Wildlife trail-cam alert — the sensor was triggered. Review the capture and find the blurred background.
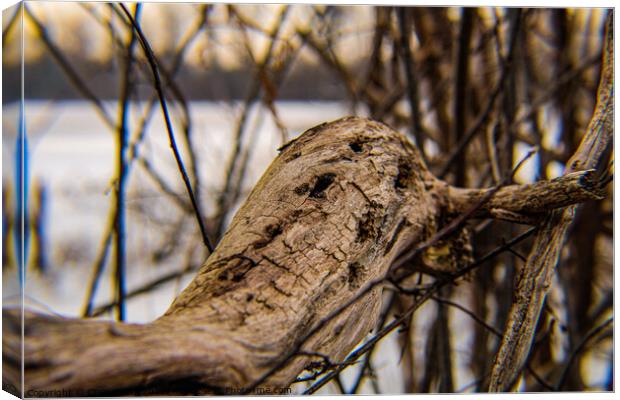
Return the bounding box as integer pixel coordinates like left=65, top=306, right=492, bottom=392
left=2, top=2, right=613, bottom=394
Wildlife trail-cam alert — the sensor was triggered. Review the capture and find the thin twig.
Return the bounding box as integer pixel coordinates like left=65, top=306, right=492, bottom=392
left=432, top=296, right=554, bottom=391
left=113, top=3, right=141, bottom=321
left=138, top=157, right=191, bottom=212
left=24, top=5, right=116, bottom=129
left=80, top=3, right=126, bottom=50
left=91, top=262, right=200, bottom=317
left=119, top=8, right=210, bottom=220
left=82, top=219, right=114, bottom=317
left=349, top=291, right=396, bottom=394
left=397, top=8, right=426, bottom=161
left=298, top=29, right=358, bottom=103
left=438, top=10, right=522, bottom=179
left=129, top=5, right=210, bottom=187
left=555, top=317, right=613, bottom=390
left=118, top=3, right=214, bottom=253
left=246, top=224, right=537, bottom=394
left=452, top=7, right=474, bottom=186
left=433, top=296, right=502, bottom=336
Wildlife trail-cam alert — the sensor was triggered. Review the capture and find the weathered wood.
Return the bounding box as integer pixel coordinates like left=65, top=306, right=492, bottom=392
left=2, top=113, right=606, bottom=395
left=448, top=170, right=605, bottom=218
left=487, top=13, right=613, bottom=392
left=3, top=117, right=441, bottom=395
left=446, top=168, right=606, bottom=225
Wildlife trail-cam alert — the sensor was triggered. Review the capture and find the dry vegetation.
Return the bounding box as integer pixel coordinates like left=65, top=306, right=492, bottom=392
left=2, top=4, right=613, bottom=394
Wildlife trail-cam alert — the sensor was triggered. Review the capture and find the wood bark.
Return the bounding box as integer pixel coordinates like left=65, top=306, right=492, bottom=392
left=2, top=114, right=606, bottom=395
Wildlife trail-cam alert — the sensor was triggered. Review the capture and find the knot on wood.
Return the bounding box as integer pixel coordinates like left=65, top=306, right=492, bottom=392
left=309, top=173, right=337, bottom=199
left=216, top=255, right=256, bottom=283
left=253, top=223, right=283, bottom=249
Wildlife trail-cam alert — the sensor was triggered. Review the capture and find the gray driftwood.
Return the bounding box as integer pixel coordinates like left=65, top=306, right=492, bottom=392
left=2, top=106, right=607, bottom=395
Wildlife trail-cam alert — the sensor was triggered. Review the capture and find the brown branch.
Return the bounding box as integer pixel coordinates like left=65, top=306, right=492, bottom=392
left=438, top=10, right=521, bottom=179
left=397, top=8, right=426, bottom=161
left=448, top=169, right=605, bottom=220
left=452, top=7, right=474, bottom=186
left=488, top=12, right=613, bottom=392
left=432, top=296, right=554, bottom=391
left=7, top=117, right=436, bottom=395
left=118, top=4, right=214, bottom=253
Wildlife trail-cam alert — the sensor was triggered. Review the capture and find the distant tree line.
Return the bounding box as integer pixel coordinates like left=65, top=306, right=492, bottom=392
left=3, top=53, right=358, bottom=102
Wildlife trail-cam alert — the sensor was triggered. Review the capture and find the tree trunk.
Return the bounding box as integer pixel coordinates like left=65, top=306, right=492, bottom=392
left=3, top=116, right=605, bottom=396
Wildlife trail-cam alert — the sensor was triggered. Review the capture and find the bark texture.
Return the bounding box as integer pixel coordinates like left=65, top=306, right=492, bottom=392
left=3, top=117, right=443, bottom=395
left=2, top=115, right=605, bottom=395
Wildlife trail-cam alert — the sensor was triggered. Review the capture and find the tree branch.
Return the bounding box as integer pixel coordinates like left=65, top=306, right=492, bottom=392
left=118, top=4, right=214, bottom=253
left=487, top=12, right=613, bottom=392
left=448, top=169, right=605, bottom=222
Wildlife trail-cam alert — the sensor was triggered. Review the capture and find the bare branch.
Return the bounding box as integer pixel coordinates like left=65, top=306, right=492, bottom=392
left=488, top=12, right=613, bottom=391
left=448, top=169, right=605, bottom=219
left=438, top=10, right=521, bottom=179
left=24, top=5, right=116, bottom=129
left=118, top=4, right=214, bottom=253
left=555, top=317, right=613, bottom=390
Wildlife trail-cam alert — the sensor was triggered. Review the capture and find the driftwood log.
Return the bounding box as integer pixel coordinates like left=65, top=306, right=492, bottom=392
left=2, top=109, right=608, bottom=395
